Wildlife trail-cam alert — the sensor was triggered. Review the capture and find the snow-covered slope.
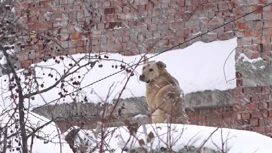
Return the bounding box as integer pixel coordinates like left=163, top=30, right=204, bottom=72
left=67, top=124, right=272, bottom=153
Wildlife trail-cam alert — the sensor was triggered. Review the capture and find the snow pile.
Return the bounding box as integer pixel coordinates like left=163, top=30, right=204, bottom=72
left=67, top=124, right=272, bottom=153
left=0, top=38, right=237, bottom=107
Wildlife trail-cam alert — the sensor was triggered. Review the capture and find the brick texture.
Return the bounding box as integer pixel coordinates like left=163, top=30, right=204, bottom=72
left=233, top=86, right=272, bottom=137
left=14, top=0, right=272, bottom=137
left=15, top=0, right=237, bottom=63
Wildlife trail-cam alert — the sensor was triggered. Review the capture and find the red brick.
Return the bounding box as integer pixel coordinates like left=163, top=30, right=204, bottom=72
left=268, top=101, right=272, bottom=108
left=252, top=37, right=262, bottom=44
left=70, top=33, right=81, bottom=40
left=252, top=126, right=266, bottom=133
left=236, top=72, right=243, bottom=78
left=170, top=22, right=184, bottom=30
left=76, top=46, right=85, bottom=53
left=203, top=3, right=218, bottom=11
left=254, top=86, right=265, bottom=94
left=259, top=102, right=268, bottom=109
left=20, top=1, right=30, bottom=9
left=253, top=29, right=262, bottom=37
left=112, top=0, right=122, bottom=6
left=251, top=52, right=260, bottom=59
left=262, top=86, right=271, bottom=94
left=250, top=118, right=259, bottom=126
left=217, top=33, right=235, bottom=40
left=28, top=22, right=49, bottom=30
left=22, top=59, right=33, bottom=68
left=259, top=118, right=272, bottom=127
left=262, top=44, right=272, bottom=52
left=261, top=52, right=272, bottom=60
left=208, top=18, right=224, bottom=26
left=137, top=4, right=146, bottom=12
left=176, top=0, right=185, bottom=7
left=250, top=95, right=260, bottom=103
left=104, top=22, right=122, bottom=29
left=241, top=113, right=251, bottom=119
left=222, top=112, right=234, bottom=119
left=237, top=38, right=253, bottom=46
left=236, top=79, right=243, bottom=87
left=268, top=109, right=272, bottom=116
left=104, top=8, right=116, bottom=15
left=263, top=11, right=272, bottom=20
left=252, top=5, right=263, bottom=13
left=195, top=115, right=206, bottom=121
left=263, top=28, right=272, bottom=36
left=247, top=103, right=258, bottom=111
left=145, top=3, right=154, bottom=10
left=243, top=87, right=252, bottom=95
left=233, top=96, right=251, bottom=104
left=252, top=111, right=262, bottom=118
left=259, top=94, right=269, bottom=102
left=104, top=14, right=117, bottom=22
left=261, top=36, right=271, bottom=44
left=244, top=29, right=252, bottom=37
left=91, top=45, right=101, bottom=52
left=236, top=22, right=247, bottom=29
left=258, top=0, right=267, bottom=4
left=206, top=114, right=223, bottom=120
left=233, top=88, right=243, bottom=95
left=244, top=45, right=259, bottom=52
left=262, top=110, right=269, bottom=117
left=218, top=2, right=234, bottom=10
left=264, top=21, right=272, bottom=28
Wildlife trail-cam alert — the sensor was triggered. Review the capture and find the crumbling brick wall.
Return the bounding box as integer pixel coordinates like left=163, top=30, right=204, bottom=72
left=14, top=0, right=272, bottom=137
left=233, top=1, right=272, bottom=137
left=14, top=0, right=236, bottom=66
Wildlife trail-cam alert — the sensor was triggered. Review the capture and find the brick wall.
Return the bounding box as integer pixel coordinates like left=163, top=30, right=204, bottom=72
left=14, top=0, right=272, bottom=137
left=233, top=0, right=272, bottom=137
left=187, top=106, right=235, bottom=128
left=232, top=87, right=272, bottom=136
left=14, top=0, right=236, bottom=66
left=54, top=106, right=236, bottom=133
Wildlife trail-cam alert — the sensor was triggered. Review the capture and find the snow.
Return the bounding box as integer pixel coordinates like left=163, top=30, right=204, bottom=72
left=238, top=53, right=264, bottom=63
left=0, top=38, right=272, bottom=152
left=68, top=124, right=272, bottom=153
left=0, top=38, right=237, bottom=107
left=0, top=106, right=72, bottom=153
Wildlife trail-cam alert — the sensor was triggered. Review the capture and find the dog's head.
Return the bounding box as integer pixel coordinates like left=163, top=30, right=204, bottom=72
left=139, top=56, right=166, bottom=83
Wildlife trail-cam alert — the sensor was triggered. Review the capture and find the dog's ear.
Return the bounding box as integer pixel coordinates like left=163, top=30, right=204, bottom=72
left=143, top=56, right=148, bottom=64
left=156, top=61, right=166, bottom=69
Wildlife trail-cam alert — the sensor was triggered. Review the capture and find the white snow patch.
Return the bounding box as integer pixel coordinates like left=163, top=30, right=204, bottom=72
left=0, top=38, right=237, bottom=107
left=238, top=53, right=264, bottom=63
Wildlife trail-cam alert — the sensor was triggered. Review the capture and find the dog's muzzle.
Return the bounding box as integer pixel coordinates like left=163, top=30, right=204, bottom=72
left=139, top=75, right=150, bottom=83
left=139, top=75, right=145, bottom=82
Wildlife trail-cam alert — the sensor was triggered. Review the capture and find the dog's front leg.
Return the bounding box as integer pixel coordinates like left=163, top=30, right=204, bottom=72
left=151, top=109, right=165, bottom=123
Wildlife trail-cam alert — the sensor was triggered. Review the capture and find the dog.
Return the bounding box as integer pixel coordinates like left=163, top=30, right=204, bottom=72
left=139, top=56, right=189, bottom=124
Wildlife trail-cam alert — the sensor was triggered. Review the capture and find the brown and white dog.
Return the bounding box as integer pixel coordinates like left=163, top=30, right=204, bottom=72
left=139, top=57, right=189, bottom=123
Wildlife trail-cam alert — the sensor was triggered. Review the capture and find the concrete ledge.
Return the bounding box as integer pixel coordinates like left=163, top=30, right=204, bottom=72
left=32, top=90, right=233, bottom=121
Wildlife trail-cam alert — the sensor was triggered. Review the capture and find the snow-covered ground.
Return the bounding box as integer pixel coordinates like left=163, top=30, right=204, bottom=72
left=0, top=38, right=237, bottom=108
left=0, top=107, right=72, bottom=153
left=67, top=123, right=272, bottom=153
